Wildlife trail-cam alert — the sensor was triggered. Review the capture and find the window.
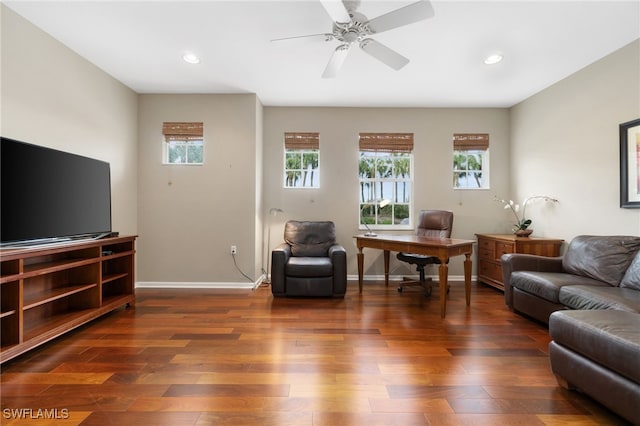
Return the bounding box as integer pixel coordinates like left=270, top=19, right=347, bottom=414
left=284, top=132, right=320, bottom=188
left=453, top=133, right=490, bottom=189
left=162, top=122, right=204, bottom=164
left=359, top=133, right=413, bottom=229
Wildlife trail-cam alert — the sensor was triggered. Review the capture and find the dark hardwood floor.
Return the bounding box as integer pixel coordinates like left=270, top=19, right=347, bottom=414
left=0, top=281, right=631, bottom=425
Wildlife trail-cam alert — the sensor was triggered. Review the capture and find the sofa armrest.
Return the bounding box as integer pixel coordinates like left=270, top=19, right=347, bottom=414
left=329, top=244, right=347, bottom=295
left=502, top=253, right=564, bottom=309
left=270, top=243, right=291, bottom=295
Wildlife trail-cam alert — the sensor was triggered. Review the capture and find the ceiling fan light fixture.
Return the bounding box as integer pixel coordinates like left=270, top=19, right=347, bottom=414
left=182, top=52, right=201, bottom=64
left=484, top=53, right=503, bottom=65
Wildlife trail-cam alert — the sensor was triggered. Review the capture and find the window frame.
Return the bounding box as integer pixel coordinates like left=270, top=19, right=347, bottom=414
left=283, top=147, right=320, bottom=188
left=283, top=132, right=320, bottom=189
left=162, top=122, right=204, bottom=166
left=358, top=133, right=414, bottom=231
left=452, top=133, right=490, bottom=190
left=163, top=138, right=204, bottom=165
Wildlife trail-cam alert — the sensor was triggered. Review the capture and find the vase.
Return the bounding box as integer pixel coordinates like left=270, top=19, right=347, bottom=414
left=515, top=229, right=533, bottom=237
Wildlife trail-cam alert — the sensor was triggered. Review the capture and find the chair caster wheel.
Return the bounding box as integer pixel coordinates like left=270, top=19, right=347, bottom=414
left=424, top=287, right=432, bottom=297
left=397, top=286, right=403, bottom=293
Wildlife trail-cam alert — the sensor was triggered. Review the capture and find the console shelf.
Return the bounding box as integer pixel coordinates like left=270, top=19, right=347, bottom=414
left=0, top=236, right=136, bottom=363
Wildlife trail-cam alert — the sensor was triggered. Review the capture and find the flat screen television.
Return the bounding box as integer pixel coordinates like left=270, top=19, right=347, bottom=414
left=1, top=137, right=112, bottom=247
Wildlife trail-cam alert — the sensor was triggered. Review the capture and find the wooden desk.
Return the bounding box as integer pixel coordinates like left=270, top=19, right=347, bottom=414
left=354, top=234, right=474, bottom=318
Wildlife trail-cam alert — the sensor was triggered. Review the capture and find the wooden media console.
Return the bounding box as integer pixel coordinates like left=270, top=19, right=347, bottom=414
left=0, top=236, right=136, bottom=363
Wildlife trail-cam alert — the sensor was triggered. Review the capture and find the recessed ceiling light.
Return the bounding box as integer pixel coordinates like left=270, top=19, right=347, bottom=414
left=484, top=54, right=503, bottom=65
left=182, top=52, right=200, bottom=64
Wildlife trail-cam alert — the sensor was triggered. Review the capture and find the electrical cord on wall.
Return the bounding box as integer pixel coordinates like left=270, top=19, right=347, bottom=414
left=232, top=252, right=254, bottom=283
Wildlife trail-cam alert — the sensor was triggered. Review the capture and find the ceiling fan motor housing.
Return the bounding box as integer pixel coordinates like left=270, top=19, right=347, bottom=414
left=332, top=11, right=371, bottom=44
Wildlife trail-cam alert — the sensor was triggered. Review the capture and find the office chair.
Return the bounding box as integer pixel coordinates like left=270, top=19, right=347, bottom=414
left=396, top=210, right=454, bottom=296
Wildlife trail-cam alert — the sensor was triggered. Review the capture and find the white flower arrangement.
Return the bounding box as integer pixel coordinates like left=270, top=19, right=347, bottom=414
left=494, top=195, right=558, bottom=232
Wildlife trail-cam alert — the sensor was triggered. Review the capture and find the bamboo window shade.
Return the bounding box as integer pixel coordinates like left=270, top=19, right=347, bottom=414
left=359, top=133, right=414, bottom=153
left=453, top=133, right=489, bottom=150
left=284, top=132, right=319, bottom=150
left=162, top=122, right=204, bottom=142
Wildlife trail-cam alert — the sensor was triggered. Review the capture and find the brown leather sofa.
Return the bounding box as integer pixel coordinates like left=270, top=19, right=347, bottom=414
left=271, top=220, right=347, bottom=298
left=501, top=235, right=640, bottom=423
left=549, top=310, right=640, bottom=425
left=502, top=235, right=640, bottom=324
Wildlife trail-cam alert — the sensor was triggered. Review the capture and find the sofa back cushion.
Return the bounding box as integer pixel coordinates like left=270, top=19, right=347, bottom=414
left=563, top=235, right=640, bottom=286
left=284, top=220, right=336, bottom=257
left=620, top=251, right=640, bottom=290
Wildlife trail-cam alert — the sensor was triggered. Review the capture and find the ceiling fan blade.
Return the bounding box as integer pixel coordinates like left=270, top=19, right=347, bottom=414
left=271, top=33, right=333, bottom=42
left=366, top=0, right=434, bottom=34
left=359, top=39, right=409, bottom=70
left=322, top=44, right=350, bottom=78
left=319, top=0, right=351, bottom=23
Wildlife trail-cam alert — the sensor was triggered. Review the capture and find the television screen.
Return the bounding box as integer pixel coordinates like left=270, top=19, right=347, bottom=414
left=1, top=137, right=112, bottom=246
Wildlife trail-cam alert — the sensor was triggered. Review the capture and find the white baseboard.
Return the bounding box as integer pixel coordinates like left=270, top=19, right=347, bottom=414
left=136, top=280, right=258, bottom=289
left=136, top=274, right=475, bottom=290
left=347, top=274, right=476, bottom=282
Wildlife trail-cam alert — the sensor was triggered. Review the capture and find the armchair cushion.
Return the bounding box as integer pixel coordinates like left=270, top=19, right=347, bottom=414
left=285, top=220, right=337, bottom=257
left=286, top=257, right=333, bottom=277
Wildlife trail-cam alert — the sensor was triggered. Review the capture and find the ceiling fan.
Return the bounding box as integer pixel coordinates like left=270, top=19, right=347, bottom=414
left=272, top=0, right=435, bottom=78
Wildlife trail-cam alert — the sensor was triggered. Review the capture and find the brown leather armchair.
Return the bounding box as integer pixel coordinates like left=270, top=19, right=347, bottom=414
left=271, top=220, right=347, bottom=298
left=396, top=210, right=454, bottom=296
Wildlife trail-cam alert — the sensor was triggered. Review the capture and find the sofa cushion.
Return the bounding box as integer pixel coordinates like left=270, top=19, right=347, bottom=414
left=284, top=221, right=336, bottom=257
left=558, top=285, right=640, bottom=312
left=511, top=271, right=607, bottom=303
left=286, top=257, right=333, bottom=277
left=562, top=235, right=640, bottom=286
left=620, top=251, right=640, bottom=290
left=549, top=310, right=640, bottom=384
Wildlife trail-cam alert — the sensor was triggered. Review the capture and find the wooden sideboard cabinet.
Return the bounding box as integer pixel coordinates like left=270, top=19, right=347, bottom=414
left=0, top=236, right=136, bottom=363
left=476, top=234, right=563, bottom=291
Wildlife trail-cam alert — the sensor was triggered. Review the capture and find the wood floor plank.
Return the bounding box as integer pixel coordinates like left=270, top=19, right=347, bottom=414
left=0, top=281, right=632, bottom=425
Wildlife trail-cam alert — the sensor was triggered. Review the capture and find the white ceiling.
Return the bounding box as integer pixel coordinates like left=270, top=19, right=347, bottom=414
left=5, top=0, right=640, bottom=107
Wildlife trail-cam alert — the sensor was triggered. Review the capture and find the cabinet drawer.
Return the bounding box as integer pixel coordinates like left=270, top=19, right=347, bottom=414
left=477, top=238, right=495, bottom=260
left=495, top=242, right=514, bottom=260
left=478, top=247, right=494, bottom=260
left=479, top=261, right=503, bottom=283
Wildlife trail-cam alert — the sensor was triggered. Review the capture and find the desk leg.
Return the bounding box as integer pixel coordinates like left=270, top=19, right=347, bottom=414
left=383, top=250, right=390, bottom=287
left=438, top=261, right=448, bottom=318
left=464, top=253, right=472, bottom=306
left=357, top=247, right=364, bottom=293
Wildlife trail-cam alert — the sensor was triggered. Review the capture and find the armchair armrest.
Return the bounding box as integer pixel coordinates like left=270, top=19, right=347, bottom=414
left=270, top=243, right=291, bottom=296
left=501, top=253, right=564, bottom=309
left=329, top=244, right=347, bottom=295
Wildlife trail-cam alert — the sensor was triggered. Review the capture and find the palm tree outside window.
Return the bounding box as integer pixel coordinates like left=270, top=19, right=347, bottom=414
left=359, top=133, right=413, bottom=230
left=453, top=133, right=490, bottom=189
left=284, top=132, right=320, bottom=188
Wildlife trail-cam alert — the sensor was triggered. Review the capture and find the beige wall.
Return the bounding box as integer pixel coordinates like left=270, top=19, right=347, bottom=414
left=0, top=5, right=138, bottom=238
left=5, top=2, right=638, bottom=285
left=136, top=94, right=263, bottom=285
left=263, top=107, right=511, bottom=278
left=510, top=39, right=640, bottom=242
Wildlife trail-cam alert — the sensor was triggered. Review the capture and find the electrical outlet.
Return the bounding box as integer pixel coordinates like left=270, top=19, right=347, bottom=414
left=230, top=245, right=237, bottom=255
